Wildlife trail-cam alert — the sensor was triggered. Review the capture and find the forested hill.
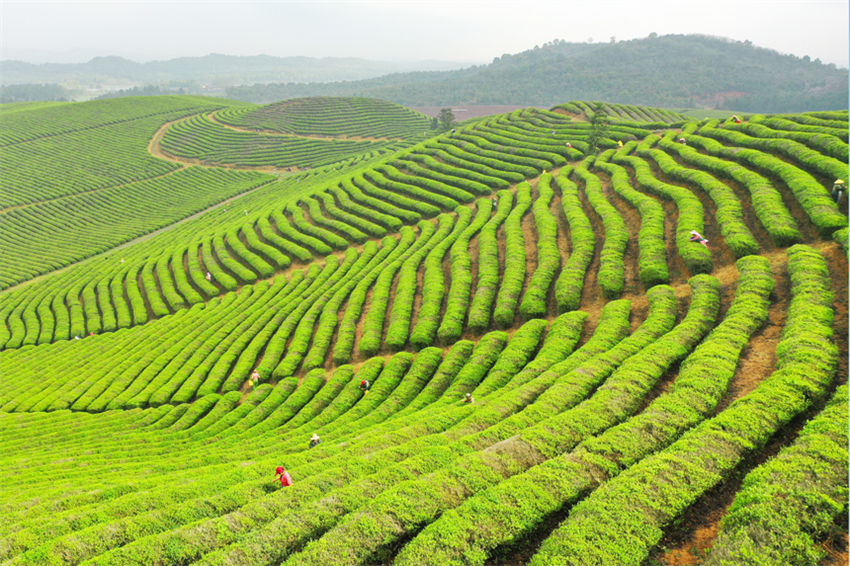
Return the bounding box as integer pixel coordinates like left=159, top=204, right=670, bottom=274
left=227, top=34, right=849, bottom=112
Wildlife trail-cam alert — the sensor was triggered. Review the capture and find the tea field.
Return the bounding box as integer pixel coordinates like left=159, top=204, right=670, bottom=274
left=0, top=96, right=846, bottom=565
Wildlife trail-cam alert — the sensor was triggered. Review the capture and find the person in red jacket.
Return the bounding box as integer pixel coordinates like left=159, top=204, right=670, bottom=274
left=275, top=466, right=292, bottom=487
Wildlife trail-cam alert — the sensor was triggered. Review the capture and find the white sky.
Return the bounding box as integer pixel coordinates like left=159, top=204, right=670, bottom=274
left=1, top=0, right=848, bottom=68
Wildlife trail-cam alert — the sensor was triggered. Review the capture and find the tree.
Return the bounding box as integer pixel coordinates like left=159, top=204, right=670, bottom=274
left=437, top=108, right=457, bottom=131
left=586, top=102, right=610, bottom=155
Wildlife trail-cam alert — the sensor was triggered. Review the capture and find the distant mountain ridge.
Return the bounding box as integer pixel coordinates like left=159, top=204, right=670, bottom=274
left=226, top=34, right=849, bottom=112
left=0, top=54, right=469, bottom=86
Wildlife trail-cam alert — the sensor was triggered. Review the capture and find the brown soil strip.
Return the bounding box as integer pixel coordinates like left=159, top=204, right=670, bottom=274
left=180, top=248, right=204, bottom=300
left=550, top=177, right=573, bottom=314
left=150, top=262, right=172, bottom=315
left=350, top=287, right=373, bottom=364
left=104, top=278, right=120, bottom=334
left=135, top=267, right=155, bottom=321
left=519, top=181, right=540, bottom=312
left=550, top=108, right=589, bottom=122
left=437, top=236, right=454, bottom=343
left=467, top=231, right=482, bottom=325
left=712, top=253, right=789, bottom=413
left=574, top=174, right=605, bottom=322
left=410, top=255, right=426, bottom=340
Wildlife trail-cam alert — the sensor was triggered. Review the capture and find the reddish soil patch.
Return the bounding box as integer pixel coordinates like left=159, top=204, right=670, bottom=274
left=350, top=287, right=373, bottom=364
left=551, top=108, right=588, bottom=122
left=519, top=181, right=540, bottom=305
left=575, top=177, right=605, bottom=318
left=821, top=525, right=849, bottom=566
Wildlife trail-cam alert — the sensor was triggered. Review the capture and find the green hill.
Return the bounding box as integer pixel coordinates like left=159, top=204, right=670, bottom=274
left=227, top=34, right=849, bottom=112
left=0, top=95, right=847, bottom=565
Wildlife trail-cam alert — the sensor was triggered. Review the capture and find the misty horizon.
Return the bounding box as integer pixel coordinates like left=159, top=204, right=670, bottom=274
left=2, top=1, right=848, bottom=69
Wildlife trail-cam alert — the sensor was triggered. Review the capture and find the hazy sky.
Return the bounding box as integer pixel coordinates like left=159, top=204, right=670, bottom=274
left=2, top=0, right=848, bottom=68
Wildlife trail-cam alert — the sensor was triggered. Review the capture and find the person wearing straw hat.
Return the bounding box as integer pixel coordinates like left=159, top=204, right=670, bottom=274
left=831, top=179, right=845, bottom=205
left=689, top=230, right=709, bottom=248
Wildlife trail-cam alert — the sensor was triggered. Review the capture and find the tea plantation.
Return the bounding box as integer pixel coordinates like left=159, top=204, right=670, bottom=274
left=0, top=96, right=846, bottom=565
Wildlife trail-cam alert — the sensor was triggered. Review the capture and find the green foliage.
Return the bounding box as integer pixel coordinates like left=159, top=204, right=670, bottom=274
left=223, top=35, right=849, bottom=112
left=437, top=200, right=493, bottom=343
left=530, top=247, right=836, bottom=565
left=645, top=132, right=760, bottom=257
left=705, top=384, right=849, bottom=566
left=218, top=96, right=431, bottom=139
left=467, top=190, right=513, bottom=330
left=586, top=102, right=611, bottom=154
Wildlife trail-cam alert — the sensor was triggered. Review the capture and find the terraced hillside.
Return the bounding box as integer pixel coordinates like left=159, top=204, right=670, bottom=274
left=0, top=98, right=847, bottom=565
left=157, top=97, right=430, bottom=171
left=217, top=97, right=432, bottom=138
